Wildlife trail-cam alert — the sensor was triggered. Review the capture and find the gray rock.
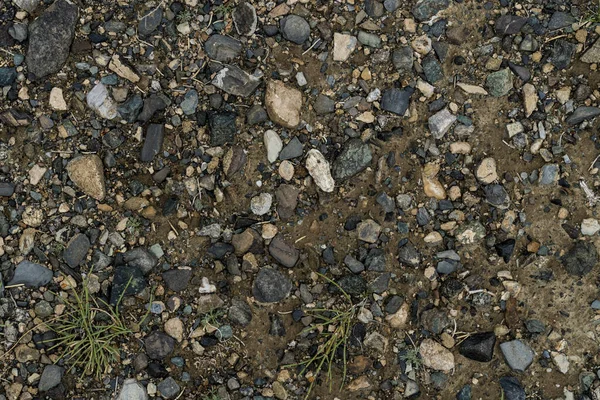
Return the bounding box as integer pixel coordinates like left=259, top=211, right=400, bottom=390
left=26, top=0, right=78, bottom=78
left=269, top=234, right=299, bottom=268
left=8, top=23, right=28, bottom=42
left=280, top=15, right=310, bottom=44
left=421, top=308, right=451, bottom=334
left=392, top=46, right=413, bottom=71
left=140, top=124, right=164, bottom=162
left=357, top=31, right=381, bottom=48
left=180, top=89, right=198, bottom=115
left=0, top=182, right=15, bottom=197
left=279, top=137, right=303, bottom=160
left=157, top=377, right=180, bottom=399
left=384, top=0, right=402, bottom=12
left=63, top=233, right=90, bottom=268
left=566, top=107, right=600, bottom=125
left=138, top=7, right=162, bottom=36
left=548, top=11, right=575, bottom=30
left=381, top=87, right=414, bottom=115
left=357, top=219, right=381, bottom=243
left=337, top=275, right=366, bottom=296
left=110, top=265, right=147, bottom=306
left=14, top=0, right=40, bottom=13
left=105, top=20, right=127, bottom=33
left=459, top=332, right=496, bottom=362
left=0, top=68, right=17, bottom=86
left=38, top=365, right=63, bottom=392
left=398, top=243, right=421, bottom=267
left=117, top=379, right=148, bottom=400
left=228, top=299, right=253, bottom=326
left=332, top=139, right=372, bottom=180
left=162, top=268, right=192, bottom=292
left=365, top=0, right=384, bottom=17
left=484, top=184, right=510, bottom=209
left=211, top=65, right=261, bottom=98
left=486, top=68, right=513, bottom=97
left=313, top=95, right=335, bottom=115
left=561, top=241, right=598, bottom=276
left=204, top=35, right=242, bottom=62
left=582, top=38, right=600, bottom=64
left=253, top=267, right=292, bottom=303
left=412, top=0, right=449, bottom=21
left=124, top=248, right=158, bottom=274
left=92, top=250, right=112, bottom=271
left=208, top=112, right=237, bottom=146
left=538, top=164, right=559, bottom=185
left=138, top=94, right=168, bottom=122
left=422, top=55, right=443, bottom=83
left=8, top=261, right=53, bottom=288
left=344, top=255, right=365, bottom=273
left=428, top=108, right=456, bottom=139
left=549, top=39, right=576, bottom=70
left=494, top=15, right=526, bottom=35
left=276, top=184, right=299, bottom=220
left=145, top=331, right=175, bottom=360
left=246, top=105, right=268, bottom=125
left=376, top=192, right=395, bottom=213
left=232, top=2, right=257, bottom=36
left=499, top=377, right=526, bottom=400
left=118, top=95, right=143, bottom=123
left=500, top=340, right=534, bottom=372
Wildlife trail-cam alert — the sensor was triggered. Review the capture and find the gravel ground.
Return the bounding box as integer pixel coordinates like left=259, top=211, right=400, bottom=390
left=2, top=0, right=600, bottom=399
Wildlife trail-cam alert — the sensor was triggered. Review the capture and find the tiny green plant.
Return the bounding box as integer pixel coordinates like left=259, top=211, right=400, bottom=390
left=285, top=273, right=359, bottom=400
left=200, top=308, right=225, bottom=330
left=201, top=390, right=222, bottom=400
left=177, top=9, right=193, bottom=23
left=586, top=0, right=600, bottom=23
left=213, top=4, right=232, bottom=16
left=399, top=347, right=422, bottom=370
left=126, top=216, right=142, bottom=235
left=44, top=274, right=131, bottom=379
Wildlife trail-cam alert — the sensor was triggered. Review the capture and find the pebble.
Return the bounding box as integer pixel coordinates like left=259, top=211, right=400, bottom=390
left=49, top=88, right=68, bottom=111
left=486, top=68, right=513, bottom=97
left=422, top=162, right=446, bottom=199
left=250, top=193, right=272, bottom=216
left=419, top=339, right=455, bottom=371
left=357, top=219, right=381, bottom=243
left=38, top=365, right=63, bottom=392
left=306, top=149, right=335, bottom=192
left=232, top=2, right=258, bottom=36
left=561, top=241, right=598, bottom=276
left=204, top=35, right=242, bottom=62
left=500, top=340, right=534, bottom=372
left=87, top=83, right=118, bottom=119
left=333, top=33, right=357, bottom=62
left=141, top=124, right=165, bottom=162
left=145, top=331, right=175, bottom=360
left=117, top=379, right=148, bottom=400
left=265, top=80, right=302, bottom=128
left=8, top=260, right=53, bottom=288
left=164, top=318, right=184, bottom=342
left=253, top=267, right=292, bottom=303
left=264, top=130, right=283, bottom=163
left=280, top=15, right=310, bottom=44
left=581, top=219, right=600, bottom=236
left=428, top=108, right=456, bottom=139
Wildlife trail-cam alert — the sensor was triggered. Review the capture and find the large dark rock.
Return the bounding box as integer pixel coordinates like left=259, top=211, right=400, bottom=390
left=7, top=261, right=53, bottom=288
left=204, top=35, right=242, bottom=62
left=138, top=7, right=163, bottom=36
left=110, top=265, right=146, bottom=306
left=268, top=234, right=299, bottom=268
left=253, top=267, right=292, bottom=303
left=499, top=377, right=526, bottom=400
left=280, top=15, right=310, bottom=44
left=145, top=331, right=175, bottom=360
left=566, top=107, right=600, bottom=125
left=459, top=332, right=496, bottom=362
left=208, top=112, right=237, bottom=146
left=412, top=0, right=449, bottom=21
left=141, top=124, right=164, bottom=162
left=63, top=233, right=90, bottom=268
left=26, top=0, right=78, bottom=78
left=494, top=15, right=526, bottom=35
left=381, top=87, right=414, bottom=116
left=561, top=241, right=598, bottom=276
left=332, top=139, right=372, bottom=180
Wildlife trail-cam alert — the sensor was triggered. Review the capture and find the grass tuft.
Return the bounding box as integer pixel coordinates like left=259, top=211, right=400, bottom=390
left=285, top=273, right=359, bottom=400
left=586, top=0, right=600, bottom=23
left=44, top=274, right=131, bottom=379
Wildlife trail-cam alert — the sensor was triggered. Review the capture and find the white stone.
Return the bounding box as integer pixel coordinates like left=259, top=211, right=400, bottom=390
left=295, top=72, right=307, bottom=86
left=87, top=83, right=118, bottom=120
left=49, top=88, right=68, bottom=111
left=305, top=149, right=335, bottom=192
left=506, top=121, right=524, bottom=138
left=476, top=157, right=498, bottom=184
left=457, top=83, right=488, bottom=95
left=117, top=379, right=148, bottom=400
left=250, top=193, right=273, bottom=216
left=419, top=339, right=455, bottom=371
left=551, top=351, right=570, bottom=374
left=264, top=130, right=283, bottom=163
left=411, top=34, right=432, bottom=55
left=279, top=160, right=294, bottom=181
left=523, top=83, right=537, bottom=117
left=581, top=218, right=600, bottom=236
left=333, top=33, right=357, bottom=62
left=29, top=164, right=46, bottom=185
left=416, top=79, right=435, bottom=98
left=164, top=318, right=184, bottom=342
left=428, top=108, right=456, bottom=139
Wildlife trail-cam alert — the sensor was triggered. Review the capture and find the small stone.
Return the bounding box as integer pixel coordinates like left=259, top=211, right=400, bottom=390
left=581, top=219, right=600, bottom=236
left=428, top=108, right=456, bottom=139
left=561, top=241, right=598, bottom=276
left=582, top=38, right=600, bottom=64
left=332, top=139, right=372, bottom=180
left=476, top=158, right=498, bottom=183
left=269, top=234, right=299, bottom=268
left=306, top=149, right=335, bottom=192
left=117, top=379, right=148, bottom=400
left=314, top=95, right=336, bottom=115
left=419, top=339, right=455, bottom=371
left=0, top=68, right=17, bottom=86
left=265, top=80, right=302, bottom=128
left=26, top=0, right=78, bottom=78
left=264, top=130, right=283, bottom=163
left=108, top=56, right=140, bottom=83
left=38, top=365, right=63, bottom=392
left=250, top=193, right=272, bottom=216
left=412, top=34, right=432, bottom=55
left=333, top=33, right=357, bottom=62
left=412, top=0, right=450, bottom=21
left=422, top=162, right=446, bottom=200
left=279, top=161, right=294, bottom=181
left=138, top=7, right=163, bottom=36
left=63, top=233, right=90, bottom=268
left=204, top=35, right=242, bottom=62
left=280, top=15, right=310, bottom=44
left=253, top=267, right=292, bottom=303
left=208, top=112, right=237, bottom=146
left=538, top=164, right=559, bottom=185
left=457, top=83, right=488, bottom=95
left=392, top=47, right=414, bottom=71
left=494, top=15, right=526, bottom=35
left=500, top=340, right=534, bottom=372
left=522, top=83, right=537, bottom=117
left=180, top=89, right=198, bottom=115
left=279, top=137, right=304, bottom=160
left=157, top=377, right=180, bottom=399
left=232, top=2, right=257, bottom=36
left=164, top=318, right=184, bottom=342
left=49, top=88, right=67, bottom=111
left=459, top=332, right=496, bottom=362
left=357, top=31, right=381, bottom=48
left=499, top=377, right=526, bottom=400
left=87, top=83, right=118, bottom=120
left=141, top=124, right=165, bottom=162
left=228, top=299, right=253, bottom=326
left=9, top=261, right=52, bottom=288
left=566, top=107, right=600, bottom=125
left=357, top=219, right=381, bottom=243
left=212, top=65, right=261, bottom=98
left=381, top=87, right=414, bottom=116
left=486, top=68, right=513, bottom=97
left=145, top=331, right=175, bottom=360
left=162, top=268, right=192, bottom=292
left=67, top=155, right=106, bottom=201
left=124, top=248, right=158, bottom=274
